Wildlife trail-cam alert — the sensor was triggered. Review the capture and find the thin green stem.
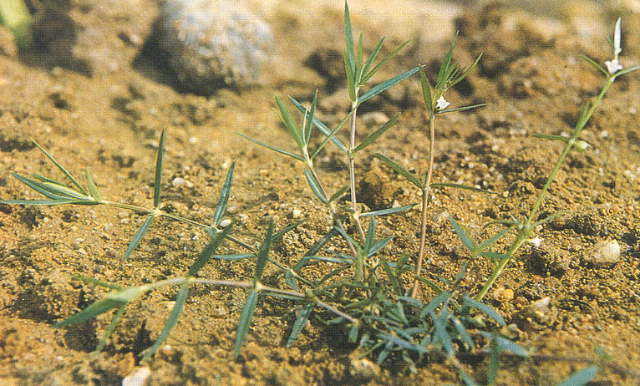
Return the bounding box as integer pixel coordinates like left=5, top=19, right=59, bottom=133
left=412, top=114, right=436, bottom=298
left=347, top=100, right=366, bottom=243
left=475, top=78, right=614, bottom=302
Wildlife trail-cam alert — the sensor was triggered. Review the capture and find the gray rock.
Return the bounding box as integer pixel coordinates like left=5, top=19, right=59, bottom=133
left=157, top=0, right=275, bottom=94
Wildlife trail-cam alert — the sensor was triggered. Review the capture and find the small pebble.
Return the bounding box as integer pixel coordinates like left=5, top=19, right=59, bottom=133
left=292, top=208, right=302, bottom=219
left=122, top=366, right=151, bottom=386
left=584, top=239, right=621, bottom=267
left=349, top=357, right=379, bottom=381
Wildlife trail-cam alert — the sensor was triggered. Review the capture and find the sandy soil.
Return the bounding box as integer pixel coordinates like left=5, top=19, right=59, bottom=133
left=1, top=1, right=639, bottom=385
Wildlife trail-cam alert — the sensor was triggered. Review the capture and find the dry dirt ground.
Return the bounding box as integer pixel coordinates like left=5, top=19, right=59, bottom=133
left=1, top=1, right=640, bottom=385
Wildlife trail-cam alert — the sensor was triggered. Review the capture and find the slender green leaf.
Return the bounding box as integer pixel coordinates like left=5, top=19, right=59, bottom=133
left=344, top=49, right=357, bottom=102
left=294, top=228, right=337, bottom=271
left=71, top=275, right=124, bottom=290
left=123, top=214, right=155, bottom=261
left=304, top=167, right=327, bottom=204
left=575, top=102, right=591, bottom=130
left=284, top=270, right=298, bottom=291
left=234, top=290, right=259, bottom=359
left=557, top=365, right=600, bottom=386
left=272, top=220, right=303, bottom=241
left=353, top=113, right=400, bottom=152
left=479, top=252, right=510, bottom=260
left=432, top=309, right=455, bottom=357
left=188, top=224, right=233, bottom=276
left=533, top=210, right=567, bottom=227
left=615, top=64, right=640, bottom=78
left=209, top=253, right=253, bottom=261
left=153, top=129, right=165, bottom=208
left=355, top=33, right=364, bottom=83
left=449, top=216, right=478, bottom=252
left=360, top=204, right=416, bottom=218
left=286, top=303, right=314, bottom=348
left=254, top=219, right=274, bottom=281
left=531, top=133, right=569, bottom=143
left=310, top=113, right=349, bottom=160
left=55, top=298, right=125, bottom=327
left=381, top=257, right=402, bottom=295
left=11, top=173, right=77, bottom=200
left=374, top=153, right=423, bottom=189
left=436, top=103, right=486, bottom=115
left=359, top=66, right=420, bottom=105
left=420, top=291, right=452, bottom=318
left=448, top=52, right=482, bottom=89
left=361, top=40, right=410, bottom=85
left=212, top=162, right=234, bottom=227
left=0, top=198, right=80, bottom=206
left=95, top=304, right=126, bottom=352
left=32, top=140, right=87, bottom=195
left=420, top=68, right=433, bottom=113
left=236, top=132, right=305, bottom=162
left=578, top=54, right=609, bottom=77
left=328, top=185, right=349, bottom=204
left=363, top=217, right=376, bottom=252
left=436, top=33, right=458, bottom=89
left=276, top=95, right=305, bottom=150
left=143, top=283, right=189, bottom=362
left=85, top=168, right=102, bottom=202
left=290, top=97, right=347, bottom=152
left=452, top=317, right=474, bottom=350
left=463, top=296, right=505, bottom=326
left=344, top=1, right=355, bottom=78
left=361, top=38, right=385, bottom=81
left=476, top=227, right=512, bottom=255
left=303, top=91, right=318, bottom=145
left=487, top=332, right=500, bottom=386
left=478, top=332, right=529, bottom=357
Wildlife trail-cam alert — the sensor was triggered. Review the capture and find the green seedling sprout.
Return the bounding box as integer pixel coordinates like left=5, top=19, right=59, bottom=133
left=0, top=0, right=32, bottom=47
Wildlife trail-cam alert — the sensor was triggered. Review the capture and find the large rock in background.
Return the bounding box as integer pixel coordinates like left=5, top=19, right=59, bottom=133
left=156, top=0, right=275, bottom=94
left=33, top=0, right=158, bottom=75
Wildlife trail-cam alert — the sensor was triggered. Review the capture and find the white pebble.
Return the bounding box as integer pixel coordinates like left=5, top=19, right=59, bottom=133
left=122, top=366, right=151, bottom=386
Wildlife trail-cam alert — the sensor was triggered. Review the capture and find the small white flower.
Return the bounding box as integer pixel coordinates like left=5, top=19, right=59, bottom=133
left=528, top=235, right=543, bottom=248
left=436, top=96, right=450, bottom=110
left=605, top=18, right=623, bottom=75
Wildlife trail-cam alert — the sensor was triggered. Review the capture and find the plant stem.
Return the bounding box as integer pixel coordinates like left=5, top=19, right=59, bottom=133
left=412, top=114, right=436, bottom=297
left=348, top=101, right=366, bottom=243
left=475, top=78, right=614, bottom=302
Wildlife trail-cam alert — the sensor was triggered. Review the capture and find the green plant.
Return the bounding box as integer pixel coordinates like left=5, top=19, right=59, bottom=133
left=0, top=0, right=32, bottom=47
left=446, top=17, right=640, bottom=302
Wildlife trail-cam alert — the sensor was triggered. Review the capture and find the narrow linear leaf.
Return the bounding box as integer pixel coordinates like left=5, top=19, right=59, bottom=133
left=54, top=298, right=125, bottom=327
left=344, top=49, right=357, bottom=102
left=578, top=54, right=609, bottom=77
left=368, top=237, right=392, bottom=258
left=213, top=162, right=235, bottom=227
left=71, top=275, right=124, bottom=290
left=236, top=132, right=305, bottom=162
left=420, top=68, right=433, bottom=113
left=363, top=216, right=376, bottom=252
left=436, top=103, right=486, bottom=115
left=359, top=66, right=420, bottom=105
left=478, top=332, right=529, bottom=357
left=344, top=1, right=355, bottom=77
left=361, top=40, right=410, bottom=85
left=142, top=284, right=189, bottom=362
left=328, top=185, right=349, bottom=204
left=355, top=33, right=364, bottom=83
left=272, top=220, right=303, bottom=242
left=360, top=204, right=416, bottom=218
left=437, top=33, right=458, bottom=88
left=303, top=90, right=318, bottom=145
left=614, top=64, right=640, bottom=78
left=420, top=291, right=452, bottom=318
left=374, top=153, right=423, bottom=189
left=361, top=37, right=385, bottom=80
left=449, top=216, right=478, bottom=252
left=432, top=310, right=455, bottom=357
left=11, top=173, right=75, bottom=200
left=304, top=167, right=327, bottom=204
left=284, top=270, right=299, bottom=291
left=153, top=129, right=165, bottom=208
left=452, top=317, right=475, bottom=350
left=294, top=228, right=337, bottom=271
left=275, top=95, right=305, bottom=150
left=479, top=252, right=510, bottom=260
left=476, top=227, right=513, bottom=255
left=381, top=257, right=402, bottom=295
left=254, top=220, right=274, bottom=281
left=32, top=140, right=87, bottom=195
left=448, top=52, right=482, bottom=89
left=234, top=290, right=259, bottom=359
left=310, top=113, right=350, bottom=160
left=290, top=97, right=347, bottom=152
left=123, top=214, right=155, bottom=261
left=487, top=332, right=500, bottom=386
left=531, top=133, right=569, bottom=142
left=188, top=224, right=233, bottom=276
left=0, top=198, right=79, bottom=206
left=85, top=168, right=102, bottom=202
left=209, top=253, right=253, bottom=261
left=354, top=113, right=400, bottom=152
left=95, top=305, right=126, bottom=352
left=463, top=296, right=505, bottom=326
left=557, top=365, right=599, bottom=386
left=286, top=303, right=314, bottom=348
